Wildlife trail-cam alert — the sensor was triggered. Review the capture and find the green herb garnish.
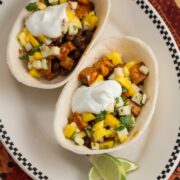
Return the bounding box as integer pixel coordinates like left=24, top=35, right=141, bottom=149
left=96, top=111, right=106, bottom=122
left=19, top=54, right=29, bottom=60
left=44, top=0, right=50, bottom=6
left=122, top=96, right=128, bottom=105
left=122, top=87, right=127, bottom=93
left=116, top=124, right=126, bottom=131
left=25, top=2, right=38, bottom=11
left=30, top=46, right=40, bottom=54
left=115, top=97, right=119, bottom=104
left=119, top=115, right=134, bottom=131
left=73, top=26, right=77, bottom=31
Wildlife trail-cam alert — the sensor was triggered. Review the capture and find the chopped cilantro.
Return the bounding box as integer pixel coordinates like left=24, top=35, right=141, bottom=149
left=73, top=26, right=77, bottom=31
left=44, top=0, right=50, bottom=6
left=122, top=96, right=128, bottom=105
left=19, top=54, right=29, bottom=60
left=115, top=97, right=119, bottom=104
left=119, top=115, right=134, bottom=131
left=95, top=111, right=106, bottom=122
left=25, top=2, right=38, bottom=11
left=122, top=87, right=127, bottom=93
left=116, top=124, right=126, bottom=131
left=30, top=46, right=40, bottom=54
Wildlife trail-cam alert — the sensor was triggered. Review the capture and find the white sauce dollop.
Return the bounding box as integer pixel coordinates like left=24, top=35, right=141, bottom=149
left=72, top=80, right=122, bottom=114
left=26, top=3, right=68, bottom=38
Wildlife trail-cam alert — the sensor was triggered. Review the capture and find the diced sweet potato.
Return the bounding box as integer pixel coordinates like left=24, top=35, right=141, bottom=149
left=79, top=67, right=99, bottom=85
left=60, top=42, right=76, bottom=61
left=93, top=58, right=114, bottom=77
left=130, top=62, right=146, bottom=85
left=41, top=59, right=59, bottom=80
left=60, top=57, right=75, bottom=71
left=132, top=105, right=141, bottom=117
left=76, top=4, right=91, bottom=19
left=78, top=0, right=90, bottom=4
left=70, top=112, right=88, bottom=130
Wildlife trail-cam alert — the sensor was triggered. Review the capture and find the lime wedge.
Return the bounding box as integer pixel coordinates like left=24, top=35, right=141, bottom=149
left=89, top=154, right=126, bottom=180
left=88, top=167, right=103, bottom=180
left=117, top=158, right=138, bottom=173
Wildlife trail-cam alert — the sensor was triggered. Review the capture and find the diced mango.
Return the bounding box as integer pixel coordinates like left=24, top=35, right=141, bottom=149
left=27, top=33, right=40, bottom=47
left=33, top=52, right=43, bottom=60
left=123, top=61, right=138, bottom=77
left=17, top=31, right=27, bottom=46
left=37, top=35, right=49, bottom=43
left=37, top=2, right=47, bottom=10
left=93, top=128, right=106, bottom=142
left=66, top=7, right=75, bottom=21
left=91, top=74, right=104, bottom=85
left=29, top=68, right=41, bottom=79
left=82, top=112, right=96, bottom=122
left=115, top=76, right=131, bottom=89
left=93, top=121, right=104, bottom=131
left=59, top=0, right=67, bottom=3
left=99, top=141, right=114, bottom=149
left=105, top=129, right=116, bottom=138
left=119, top=135, right=128, bottom=143
left=106, top=52, right=123, bottom=65
left=104, top=114, right=120, bottom=128
left=83, top=11, right=98, bottom=30
left=128, top=86, right=136, bottom=97
left=64, top=124, right=76, bottom=138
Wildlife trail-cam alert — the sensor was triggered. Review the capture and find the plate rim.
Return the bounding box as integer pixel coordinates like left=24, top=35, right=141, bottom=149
left=0, top=0, right=180, bottom=179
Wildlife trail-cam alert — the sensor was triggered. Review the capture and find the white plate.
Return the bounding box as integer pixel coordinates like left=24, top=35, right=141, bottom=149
left=0, top=0, right=179, bottom=180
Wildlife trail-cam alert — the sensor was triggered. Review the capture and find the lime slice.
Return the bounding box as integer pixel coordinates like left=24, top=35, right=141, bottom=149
left=117, top=158, right=138, bottom=173
left=88, top=167, right=103, bottom=180
left=89, top=154, right=126, bottom=180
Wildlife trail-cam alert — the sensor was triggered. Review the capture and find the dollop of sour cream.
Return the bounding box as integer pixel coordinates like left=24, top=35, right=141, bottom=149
left=72, top=80, right=122, bottom=114
left=26, top=3, right=68, bottom=38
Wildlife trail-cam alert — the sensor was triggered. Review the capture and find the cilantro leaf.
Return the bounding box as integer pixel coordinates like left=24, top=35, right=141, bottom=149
left=120, top=115, right=135, bottom=131
left=26, top=2, right=38, bottom=11
left=122, top=96, right=128, bottom=105
left=115, top=97, right=119, bottom=104
left=96, top=111, right=106, bottom=122
left=19, top=54, right=29, bottom=60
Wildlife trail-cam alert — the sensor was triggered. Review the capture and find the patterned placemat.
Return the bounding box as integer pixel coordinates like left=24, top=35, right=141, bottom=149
left=0, top=0, right=180, bottom=179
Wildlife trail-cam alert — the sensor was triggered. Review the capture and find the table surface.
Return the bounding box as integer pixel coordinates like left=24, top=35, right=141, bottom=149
left=0, top=0, right=180, bottom=179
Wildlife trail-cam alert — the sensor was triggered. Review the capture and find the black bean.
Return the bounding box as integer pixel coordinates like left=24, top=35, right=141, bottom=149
left=69, top=49, right=82, bottom=60
left=84, top=30, right=93, bottom=44
left=80, top=44, right=87, bottom=52
left=83, top=136, right=91, bottom=148
left=59, top=66, right=70, bottom=76
left=51, top=59, right=60, bottom=73
left=51, top=36, right=64, bottom=46
left=89, top=2, right=95, bottom=11
left=65, top=34, right=75, bottom=41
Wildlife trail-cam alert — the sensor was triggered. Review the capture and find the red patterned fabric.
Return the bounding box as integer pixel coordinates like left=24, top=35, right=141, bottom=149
left=0, top=0, right=180, bottom=179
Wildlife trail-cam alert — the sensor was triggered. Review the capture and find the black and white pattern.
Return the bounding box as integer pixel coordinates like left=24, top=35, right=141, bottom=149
left=0, top=0, right=180, bottom=179
left=0, top=119, right=49, bottom=180
left=135, top=1, right=180, bottom=179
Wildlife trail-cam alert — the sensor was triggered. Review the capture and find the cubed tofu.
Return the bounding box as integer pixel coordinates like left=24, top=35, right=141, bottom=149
left=117, top=128, right=128, bottom=143
left=118, top=105, right=131, bottom=116
left=114, top=67, right=124, bottom=77
left=115, top=97, right=124, bottom=108
left=32, top=60, right=42, bottom=70
left=99, top=141, right=114, bottom=149
left=132, top=92, right=143, bottom=105
left=68, top=17, right=82, bottom=35
left=82, top=112, right=96, bottom=122
left=142, top=94, right=147, bottom=104
left=106, top=52, right=123, bottom=65
left=91, top=142, right=99, bottom=150
left=104, top=114, right=120, bottom=128
left=130, top=63, right=146, bottom=85
left=74, top=131, right=86, bottom=145
left=139, top=65, right=149, bottom=75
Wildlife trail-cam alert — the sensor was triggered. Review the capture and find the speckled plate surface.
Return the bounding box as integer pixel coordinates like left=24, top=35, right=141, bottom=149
left=0, top=0, right=179, bottom=180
